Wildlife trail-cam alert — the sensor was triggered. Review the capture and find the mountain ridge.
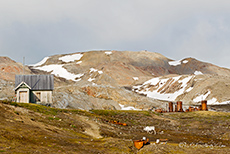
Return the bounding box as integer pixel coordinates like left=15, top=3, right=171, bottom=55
left=1, top=50, right=230, bottom=110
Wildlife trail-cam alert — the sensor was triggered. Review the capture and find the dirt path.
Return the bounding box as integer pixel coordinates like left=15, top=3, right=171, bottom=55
left=78, top=115, right=102, bottom=139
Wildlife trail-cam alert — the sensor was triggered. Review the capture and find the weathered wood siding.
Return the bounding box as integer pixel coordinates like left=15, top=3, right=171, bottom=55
left=16, top=88, right=30, bottom=103
left=31, top=91, right=52, bottom=103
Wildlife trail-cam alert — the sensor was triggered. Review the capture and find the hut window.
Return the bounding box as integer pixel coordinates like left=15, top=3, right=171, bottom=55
left=35, top=92, right=41, bottom=102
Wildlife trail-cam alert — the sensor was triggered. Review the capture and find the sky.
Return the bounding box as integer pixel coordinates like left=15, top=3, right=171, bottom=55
left=0, top=0, right=230, bottom=68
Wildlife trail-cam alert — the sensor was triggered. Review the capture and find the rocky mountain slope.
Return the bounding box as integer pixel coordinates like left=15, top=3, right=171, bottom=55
left=0, top=57, right=32, bottom=100
left=1, top=50, right=230, bottom=110
left=0, top=57, right=32, bottom=81
left=133, top=74, right=230, bottom=106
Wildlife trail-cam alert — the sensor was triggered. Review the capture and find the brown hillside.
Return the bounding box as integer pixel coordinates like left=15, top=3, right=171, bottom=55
left=171, top=58, right=230, bottom=76
left=0, top=57, right=32, bottom=81
left=1, top=50, right=230, bottom=110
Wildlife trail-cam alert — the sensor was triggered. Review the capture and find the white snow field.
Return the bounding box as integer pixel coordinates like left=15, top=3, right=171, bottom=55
left=168, top=60, right=181, bottom=66
left=34, top=64, right=84, bottom=81
left=59, top=53, right=83, bottom=62
left=194, top=71, right=203, bottom=75
left=134, top=75, right=230, bottom=105
left=168, top=59, right=189, bottom=66
left=119, top=104, right=141, bottom=110
left=133, top=76, right=193, bottom=101
left=193, top=91, right=211, bottom=102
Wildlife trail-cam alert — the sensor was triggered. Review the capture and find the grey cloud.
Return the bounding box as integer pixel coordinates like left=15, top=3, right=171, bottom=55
left=0, top=0, right=230, bottom=68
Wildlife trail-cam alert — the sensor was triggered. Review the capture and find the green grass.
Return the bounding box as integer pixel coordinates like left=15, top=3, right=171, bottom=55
left=91, top=109, right=153, bottom=117
left=1, top=100, right=60, bottom=115
left=91, top=110, right=119, bottom=116
left=1, top=100, right=77, bottom=116
left=48, top=117, right=61, bottom=120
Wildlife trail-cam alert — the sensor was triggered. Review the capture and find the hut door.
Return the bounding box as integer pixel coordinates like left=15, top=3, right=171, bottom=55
left=19, top=91, right=28, bottom=103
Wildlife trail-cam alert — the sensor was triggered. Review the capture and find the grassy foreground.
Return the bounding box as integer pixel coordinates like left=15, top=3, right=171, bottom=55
left=0, top=101, right=229, bottom=153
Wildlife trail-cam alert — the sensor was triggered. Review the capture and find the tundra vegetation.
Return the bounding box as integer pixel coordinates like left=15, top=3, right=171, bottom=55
left=0, top=100, right=229, bottom=153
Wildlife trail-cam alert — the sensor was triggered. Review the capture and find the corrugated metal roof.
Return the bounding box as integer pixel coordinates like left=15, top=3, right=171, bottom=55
left=15, top=75, right=54, bottom=90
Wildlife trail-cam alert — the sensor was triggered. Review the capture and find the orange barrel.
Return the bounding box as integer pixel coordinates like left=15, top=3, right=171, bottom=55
left=175, top=105, right=178, bottom=112
left=177, top=101, right=183, bottom=112
left=201, top=100, right=208, bottom=111
left=169, top=102, right=173, bottom=112
left=199, top=105, right=202, bottom=110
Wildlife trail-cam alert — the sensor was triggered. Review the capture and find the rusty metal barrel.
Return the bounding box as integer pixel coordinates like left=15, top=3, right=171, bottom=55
left=175, top=105, right=178, bottom=112
left=199, top=105, right=202, bottom=110
left=189, top=106, right=194, bottom=112
left=177, top=101, right=183, bottom=112
left=201, top=100, right=208, bottom=111
left=168, top=102, right=173, bottom=112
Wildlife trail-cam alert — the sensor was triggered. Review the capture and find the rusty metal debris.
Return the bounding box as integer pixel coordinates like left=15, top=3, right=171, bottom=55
left=133, top=137, right=149, bottom=150
left=177, top=101, right=183, bottom=112
left=102, top=119, right=128, bottom=126
left=156, top=139, right=168, bottom=144
left=155, top=100, right=208, bottom=113
left=109, top=120, right=127, bottom=126
left=104, top=119, right=128, bottom=126
left=168, top=102, right=173, bottom=112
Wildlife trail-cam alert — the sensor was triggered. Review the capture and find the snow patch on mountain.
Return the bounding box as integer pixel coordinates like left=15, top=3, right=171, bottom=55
left=168, top=60, right=181, bottom=66
left=194, top=93, right=230, bottom=105
left=208, top=99, right=230, bottom=105
left=98, top=71, right=103, bottom=74
left=194, top=71, right=203, bottom=75
left=105, top=51, right=112, bottom=55
left=76, top=61, right=82, bottom=64
left=119, top=104, right=141, bottom=110
left=88, top=78, right=95, bottom=82
left=30, top=57, right=50, bottom=66
left=90, top=68, right=103, bottom=74
left=59, top=53, right=83, bottom=62
left=207, top=97, right=218, bottom=105
left=185, top=87, right=193, bottom=92
left=90, top=68, right=98, bottom=72
left=182, top=60, right=189, bottom=64
left=193, top=91, right=211, bottom=102
left=168, top=59, right=189, bottom=66
left=133, top=76, right=193, bottom=101
left=34, top=64, right=84, bottom=81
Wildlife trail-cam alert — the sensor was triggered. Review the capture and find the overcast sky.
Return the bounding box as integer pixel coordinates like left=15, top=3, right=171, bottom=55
left=0, top=0, right=230, bottom=68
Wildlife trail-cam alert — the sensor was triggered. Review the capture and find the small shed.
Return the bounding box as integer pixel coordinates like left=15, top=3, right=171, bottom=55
left=15, top=75, right=54, bottom=103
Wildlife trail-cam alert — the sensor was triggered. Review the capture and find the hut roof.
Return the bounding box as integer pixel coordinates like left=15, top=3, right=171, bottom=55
left=15, top=75, right=54, bottom=90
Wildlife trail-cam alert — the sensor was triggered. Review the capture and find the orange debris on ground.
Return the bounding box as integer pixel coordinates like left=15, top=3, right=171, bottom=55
left=109, top=120, right=127, bottom=126
left=156, top=139, right=168, bottom=144
left=133, top=137, right=149, bottom=150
